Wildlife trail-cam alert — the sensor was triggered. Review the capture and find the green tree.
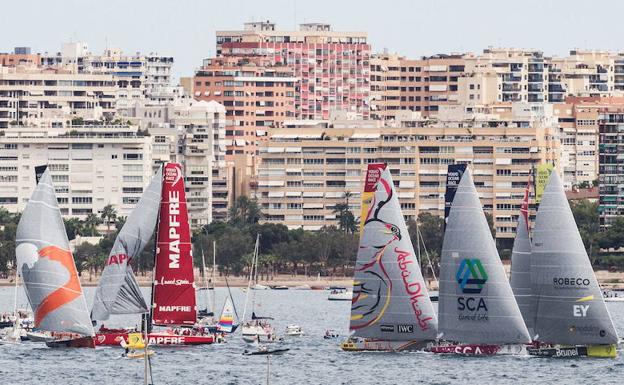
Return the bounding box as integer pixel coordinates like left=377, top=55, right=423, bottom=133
left=332, top=194, right=359, bottom=234
left=115, top=216, right=127, bottom=231
left=598, top=217, right=624, bottom=251
left=407, top=212, right=444, bottom=277
left=101, top=204, right=118, bottom=232
left=228, top=196, right=263, bottom=228
left=215, top=227, right=254, bottom=275
left=74, top=242, right=103, bottom=278
left=570, top=199, right=600, bottom=259
left=83, top=213, right=102, bottom=236
left=64, top=217, right=83, bottom=240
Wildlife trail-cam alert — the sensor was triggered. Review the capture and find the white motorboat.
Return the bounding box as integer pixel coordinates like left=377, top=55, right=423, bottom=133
left=284, top=324, right=304, bottom=337
left=242, top=321, right=277, bottom=343
left=323, top=329, right=340, bottom=339
left=328, top=287, right=352, bottom=301
left=603, top=290, right=624, bottom=302
left=252, top=284, right=270, bottom=290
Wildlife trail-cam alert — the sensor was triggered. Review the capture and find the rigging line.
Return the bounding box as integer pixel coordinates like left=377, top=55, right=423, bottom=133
left=417, top=225, right=438, bottom=283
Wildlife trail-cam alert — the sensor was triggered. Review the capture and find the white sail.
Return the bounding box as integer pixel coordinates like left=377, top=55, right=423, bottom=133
left=349, top=164, right=438, bottom=341
left=91, top=167, right=162, bottom=321
left=531, top=172, right=618, bottom=345
left=15, top=169, right=93, bottom=336
left=510, top=182, right=534, bottom=335
left=438, top=169, right=530, bottom=344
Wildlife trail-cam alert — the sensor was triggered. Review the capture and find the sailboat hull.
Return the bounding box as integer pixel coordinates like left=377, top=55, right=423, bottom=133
left=46, top=335, right=95, bottom=348
left=95, top=331, right=216, bottom=346
left=528, top=344, right=617, bottom=358
left=427, top=343, right=526, bottom=356
left=340, top=338, right=429, bottom=352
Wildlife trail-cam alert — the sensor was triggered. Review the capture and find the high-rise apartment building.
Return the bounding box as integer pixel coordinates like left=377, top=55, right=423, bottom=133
left=0, top=125, right=153, bottom=219
left=0, top=65, right=116, bottom=129
left=41, top=42, right=174, bottom=108
left=598, top=107, right=624, bottom=226
left=460, top=48, right=624, bottom=106
left=255, top=104, right=559, bottom=244
left=216, top=21, right=370, bottom=120
left=124, top=99, right=228, bottom=224
left=370, top=53, right=466, bottom=120
left=192, top=56, right=297, bottom=157
left=552, top=97, right=624, bottom=190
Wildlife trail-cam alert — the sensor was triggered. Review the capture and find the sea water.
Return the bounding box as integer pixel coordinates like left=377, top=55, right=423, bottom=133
left=1, top=287, right=623, bottom=385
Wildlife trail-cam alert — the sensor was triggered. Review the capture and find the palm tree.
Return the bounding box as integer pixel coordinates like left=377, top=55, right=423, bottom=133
left=101, top=204, right=117, bottom=232
left=83, top=213, right=102, bottom=236
left=64, top=217, right=84, bottom=240
left=228, top=196, right=263, bottom=227
left=332, top=192, right=359, bottom=234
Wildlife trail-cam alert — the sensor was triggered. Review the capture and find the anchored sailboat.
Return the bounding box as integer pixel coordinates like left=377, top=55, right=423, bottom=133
left=428, top=169, right=531, bottom=355
left=528, top=172, right=619, bottom=358
left=242, top=234, right=277, bottom=343
left=15, top=168, right=94, bottom=348
left=341, top=163, right=438, bottom=351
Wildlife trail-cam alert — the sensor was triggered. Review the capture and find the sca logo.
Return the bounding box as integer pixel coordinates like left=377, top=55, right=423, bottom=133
left=456, top=259, right=489, bottom=318
left=456, top=259, right=488, bottom=294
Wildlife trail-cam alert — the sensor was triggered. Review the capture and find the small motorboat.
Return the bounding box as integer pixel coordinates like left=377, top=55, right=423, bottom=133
left=323, top=330, right=340, bottom=340
left=284, top=325, right=304, bottom=337
left=328, top=287, right=352, bottom=301
left=125, top=349, right=155, bottom=359
left=603, top=290, right=624, bottom=302
left=429, top=291, right=439, bottom=302
left=271, top=285, right=289, bottom=290
left=252, top=284, right=270, bottom=290
left=243, top=345, right=290, bottom=356
left=121, top=333, right=156, bottom=359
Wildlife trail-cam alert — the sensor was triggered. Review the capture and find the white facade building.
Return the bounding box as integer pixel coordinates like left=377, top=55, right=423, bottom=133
left=0, top=125, right=153, bottom=219
left=41, top=42, right=174, bottom=109
left=0, top=65, right=116, bottom=128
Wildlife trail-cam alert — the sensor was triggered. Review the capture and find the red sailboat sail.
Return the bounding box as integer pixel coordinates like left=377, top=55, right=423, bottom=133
left=152, top=163, right=197, bottom=326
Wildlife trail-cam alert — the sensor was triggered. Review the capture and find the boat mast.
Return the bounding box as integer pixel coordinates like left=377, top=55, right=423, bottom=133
left=143, top=315, right=153, bottom=385
left=147, top=165, right=164, bottom=334
left=200, top=246, right=211, bottom=314
left=12, top=267, right=19, bottom=330
left=241, top=234, right=260, bottom=324
left=416, top=218, right=421, bottom=271
left=212, top=241, right=217, bottom=315
left=418, top=225, right=438, bottom=283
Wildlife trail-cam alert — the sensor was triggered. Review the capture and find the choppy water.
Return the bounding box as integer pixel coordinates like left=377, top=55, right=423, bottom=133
left=1, top=286, right=624, bottom=385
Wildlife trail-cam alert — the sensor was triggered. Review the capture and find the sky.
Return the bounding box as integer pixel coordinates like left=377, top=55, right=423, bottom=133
left=3, top=0, right=624, bottom=81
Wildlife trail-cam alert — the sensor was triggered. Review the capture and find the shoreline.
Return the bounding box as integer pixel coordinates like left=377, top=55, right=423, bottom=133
left=1, top=269, right=623, bottom=289
left=0, top=274, right=356, bottom=288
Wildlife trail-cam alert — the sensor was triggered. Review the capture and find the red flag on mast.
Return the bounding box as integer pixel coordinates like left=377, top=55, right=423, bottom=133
left=152, top=163, right=197, bottom=326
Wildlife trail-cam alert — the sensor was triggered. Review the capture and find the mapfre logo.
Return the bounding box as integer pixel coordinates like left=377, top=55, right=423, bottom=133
left=164, top=164, right=182, bottom=186
left=456, top=259, right=488, bottom=294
